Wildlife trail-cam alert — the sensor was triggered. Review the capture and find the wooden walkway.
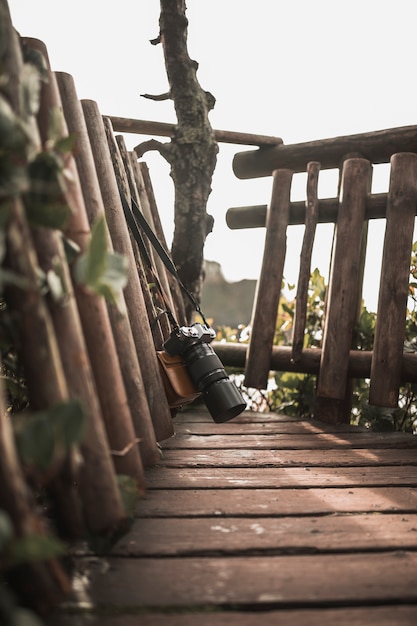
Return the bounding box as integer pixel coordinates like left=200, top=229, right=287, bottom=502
left=52, top=408, right=417, bottom=625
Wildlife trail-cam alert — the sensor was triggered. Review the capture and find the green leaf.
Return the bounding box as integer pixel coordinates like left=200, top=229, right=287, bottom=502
left=46, top=269, right=65, bottom=302
left=55, top=133, right=78, bottom=154
left=14, top=400, right=86, bottom=470
left=10, top=608, right=44, bottom=626
left=9, top=533, right=66, bottom=566
left=117, top=475, right=141, bottom=518
left=51, top=399, right=86, bottom=448
left=16, top=414, right=55, bottom=470
left=74, top=216, right=128, bottom=313
left=62, top=235, right=81, bottom=264
left=25, top=151, right=72, bottom=229
left=0, top=510, right=13, bottom=550
left=20, top=62, right=42, bottom=119
left=79, top=215, right=107, bottom=287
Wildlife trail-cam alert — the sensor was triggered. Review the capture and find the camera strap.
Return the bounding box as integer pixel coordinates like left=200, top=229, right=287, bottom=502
left=118, top=186, right=210, bottom=328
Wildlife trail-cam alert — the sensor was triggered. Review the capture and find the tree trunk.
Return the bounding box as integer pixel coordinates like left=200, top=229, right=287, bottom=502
left=137, top=0, right=218, bottom=321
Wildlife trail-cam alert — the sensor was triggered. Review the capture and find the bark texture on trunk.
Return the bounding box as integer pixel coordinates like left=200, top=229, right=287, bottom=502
left=136, top=0, right=218, bottom=321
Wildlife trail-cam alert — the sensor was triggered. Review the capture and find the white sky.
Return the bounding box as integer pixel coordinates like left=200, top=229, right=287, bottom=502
left=7, top=0, right=417, bottom=311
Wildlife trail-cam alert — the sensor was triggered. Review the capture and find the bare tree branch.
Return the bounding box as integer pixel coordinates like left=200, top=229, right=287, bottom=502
left=140, top=91, right=171, bottom=101
left=134, top=138, right=171, bottom=159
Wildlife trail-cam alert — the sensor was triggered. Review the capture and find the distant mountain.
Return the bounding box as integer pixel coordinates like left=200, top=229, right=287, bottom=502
left=200, top=260, right=257, bottom=328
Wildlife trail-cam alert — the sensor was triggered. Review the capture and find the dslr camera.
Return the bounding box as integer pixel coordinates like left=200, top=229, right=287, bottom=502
left=163, top=323, right=246, bottom=423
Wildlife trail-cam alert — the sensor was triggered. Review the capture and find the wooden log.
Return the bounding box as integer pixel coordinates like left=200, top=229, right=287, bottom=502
left=213, top=341, right=417, bottom=384
left=233, top=125, right=417, bottom=179
left=81, top=100, right=174, bottom=442
left=0, top=374, right=70, bottom=615
left=115, top=136, right=168, bottom=345
left=226, top=193, right=388, bottom=229
left=26, top=39, right=145, bottom=485
left=56, top=72, right=160, bottom=468
left=139, top=162, right=188, bottom=326
left=292, top=162, right=320, bottom=361
left=32, top=224, right=128, bottom=533
left=107, top=115, right=282, bottom=147
left=315, top=159, right=372, bottom=421
left=2, top=29, right=86, bottom=539
left=370, top=153, right=417, bottom=407
left=244, top=169, right=293, bottom=389
left=131, top=155, right=177, bottom=329
left=18, top=68, right=127, bottom=537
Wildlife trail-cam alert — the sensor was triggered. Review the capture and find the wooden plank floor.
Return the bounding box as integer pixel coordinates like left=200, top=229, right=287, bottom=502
left=51, top=408, right=417, bottom=625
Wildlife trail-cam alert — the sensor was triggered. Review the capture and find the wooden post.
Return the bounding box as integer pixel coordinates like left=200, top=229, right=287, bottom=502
left=131, top=155, right=177, bottom=324
left=292, top=162, right=320, bottom=362
left=81, top=99, right=174, bottom=442
left=244, top=169, right=293, bottom=389
left=115, top=135, right=168, bottom=346
left=369, top=153, right=417, bottom=407
left=315, top=158, right=372, bottom=423
left=25, top=39, right=145, bottom=485
left=2, top=26, right=85, bottom=539
left=139, top=162, right=188, bottom=326
left=56, top=71, right=160, bottom=468
left=0, top=375, right=71, bottom=615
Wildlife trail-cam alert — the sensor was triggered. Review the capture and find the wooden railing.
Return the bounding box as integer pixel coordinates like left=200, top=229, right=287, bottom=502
left=0, top=21, right=198, bottom=613
left=219, top=129, right=417, bottom=424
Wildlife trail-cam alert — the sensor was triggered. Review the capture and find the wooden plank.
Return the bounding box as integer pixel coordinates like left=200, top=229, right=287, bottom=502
left=162, top=433, right=417, bottom=449
left=370, top=153, right=417, bottom=406
left=145, top=466, right=417, bottom=489
left=172, top=421, right=366, bottom=435
left=244, top=169, right=293, bottom=389
left=176, top=409, right=305, bottom=423
left=83, top=552, right=417, bottom=607
left=114, top=513, right=417, bottom=556
left=316, top=159, right=371, bottom=410
left=137, top=486, right=417, bottom=517
left=232, top=124, right=417, bottom=178
left=50, top=605, right=417, bottom=626
left=161, top=448, right=417, bottom=468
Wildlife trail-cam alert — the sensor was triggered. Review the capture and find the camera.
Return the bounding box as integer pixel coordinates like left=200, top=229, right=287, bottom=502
left=163, top=323, right=246, bottom=423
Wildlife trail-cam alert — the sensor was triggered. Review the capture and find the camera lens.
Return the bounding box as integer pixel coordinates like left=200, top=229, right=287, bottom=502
left=183, top=342, right=246, bottom=423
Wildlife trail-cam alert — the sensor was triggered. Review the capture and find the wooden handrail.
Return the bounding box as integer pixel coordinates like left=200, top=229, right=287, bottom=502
left=107, top=115, right=283, bottom=147
left=213, top=342, right=417, bottom=383
left=226, top=193, right=389, bottom=229
left=232, top=125, right=417, bottom=178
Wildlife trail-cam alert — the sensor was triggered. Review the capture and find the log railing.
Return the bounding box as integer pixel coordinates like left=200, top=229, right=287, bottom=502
left=226, top=132, right=417, bottom=425
left=0, top=18, right=205, bottom=614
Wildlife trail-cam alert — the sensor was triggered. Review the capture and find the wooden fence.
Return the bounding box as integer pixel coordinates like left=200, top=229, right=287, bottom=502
left=219, top=130, right=417, bottom=424
left=0, top=11, right=197, bottom=614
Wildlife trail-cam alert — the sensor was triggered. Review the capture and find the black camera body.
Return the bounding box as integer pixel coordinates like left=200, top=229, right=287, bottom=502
left=164, top=323, right=246, bottom=423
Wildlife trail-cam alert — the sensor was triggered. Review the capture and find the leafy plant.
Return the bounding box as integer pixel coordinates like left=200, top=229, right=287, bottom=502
left=74, top=214, right=129, bottom=312
left=13, top=400, right=86, bottom=472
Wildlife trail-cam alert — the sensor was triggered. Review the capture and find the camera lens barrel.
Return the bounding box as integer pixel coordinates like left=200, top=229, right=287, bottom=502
left=183, top=342, right=246, bottom=423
